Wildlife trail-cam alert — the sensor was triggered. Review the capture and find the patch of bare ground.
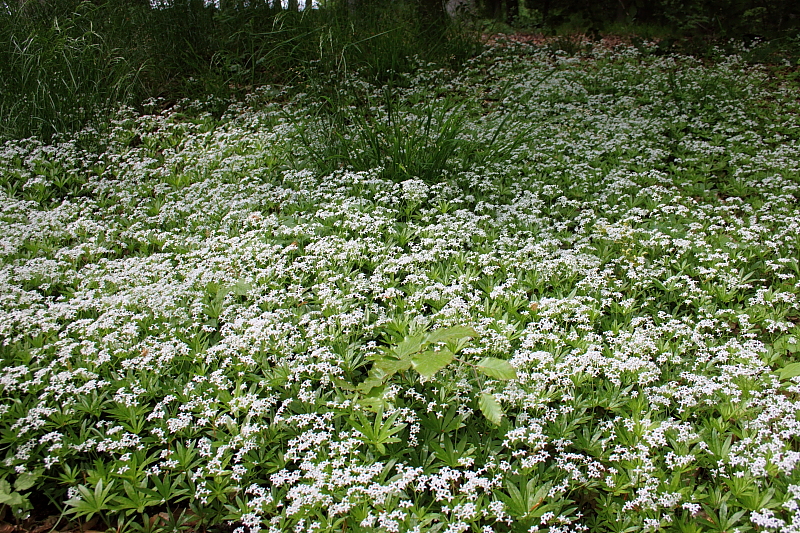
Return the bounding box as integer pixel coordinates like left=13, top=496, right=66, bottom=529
left=480, top=32, right=654, bottom=49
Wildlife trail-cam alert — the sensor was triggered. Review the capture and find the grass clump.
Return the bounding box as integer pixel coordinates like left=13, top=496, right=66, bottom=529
left=0, top=0, right=478, bottom=142
left=0, top=1, right=144, bottom=142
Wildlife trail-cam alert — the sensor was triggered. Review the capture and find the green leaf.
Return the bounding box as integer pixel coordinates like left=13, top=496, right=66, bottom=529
left=3, top=492, right=23, bottom=507
left=424, top=326, right=478, bottom=346
left=476, top=357, right=517, bottom=380
left=778, top=362, right=800, bottom=380
left=331, top=376, right=356, bottom=392
left=479, top=393, right=504, bottom=425
left=65, top=479, right=115, bottom=521
left=499, top=479, right=525, bottom=516
left=111, top=481, right=160, bottom=513
left=151, top=474, right=187, bottom=503
left=374, top=356, right=413, bottom=376
left=14, top=470, right=40, bottom=492
left=0, top=479, right=11, bottom=496
left=231, top=280, right=253, bottom=296
left=359, top=395, right=390, bottom=413
left=411, top=348, right=454, bottom=378
left=392, top=334, right=426, bottom=359
left=356, top=368, right=389, bottom=394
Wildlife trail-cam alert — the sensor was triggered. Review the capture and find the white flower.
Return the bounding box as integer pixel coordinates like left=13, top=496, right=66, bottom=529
left=401, top=178, right=429, bottom=203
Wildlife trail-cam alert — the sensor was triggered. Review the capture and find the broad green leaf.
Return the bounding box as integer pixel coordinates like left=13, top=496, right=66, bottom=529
left=392, top=334, right=426, bottom=359
left=3, top=492, right=23, bottom=507
left=370, top=364, right=393, bottom=380
left=14, top=470, right=40, bottom=492
left=331, top=376, right=356, bottom=391
left=411, top=348, right=454, bottom=378
left=424, top=326, right=478, bottom=346
left=231, top=280, right=253, bottom=296
left=0, top=479, right=11, bottom=496
left=476, top=357, right=517, bottom=380
left=356, top=376, right=385, bottom=394
left=778, top=362, right=800, bottom=380
left=479, top=393, right=504, bottom=425
left=359, top=395, right=390, bottom=413
left=375, top=356, right=413, bottom=376
left=359, top=382, right=391, bottom=412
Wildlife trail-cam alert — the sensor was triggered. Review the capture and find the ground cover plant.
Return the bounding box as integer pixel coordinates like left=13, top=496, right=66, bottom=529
left=1, top=36, right=800, bottom=533
left=0, top=0, right=478, bottom=142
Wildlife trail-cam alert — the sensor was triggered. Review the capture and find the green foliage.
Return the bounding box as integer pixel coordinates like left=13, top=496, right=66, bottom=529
left=477, top=392, right=504, bottom=425
left=357, top=325, right=476, bottom=395
left=65, top=479, right=116, bottom=522
left=0, top=1, right=144, bottom=141
left=353, top=326, right=517, bottom=424
left=0, top=470, right=41, bottom=521
left=329, top=95, right=470, bottom=184
left=295, top=81, right=538, bottom=184
left=348, top=405, right=407, bottom=455
left=475, top=357, right=518, bottom=380
left=0, top=0, right=479, bottom=142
